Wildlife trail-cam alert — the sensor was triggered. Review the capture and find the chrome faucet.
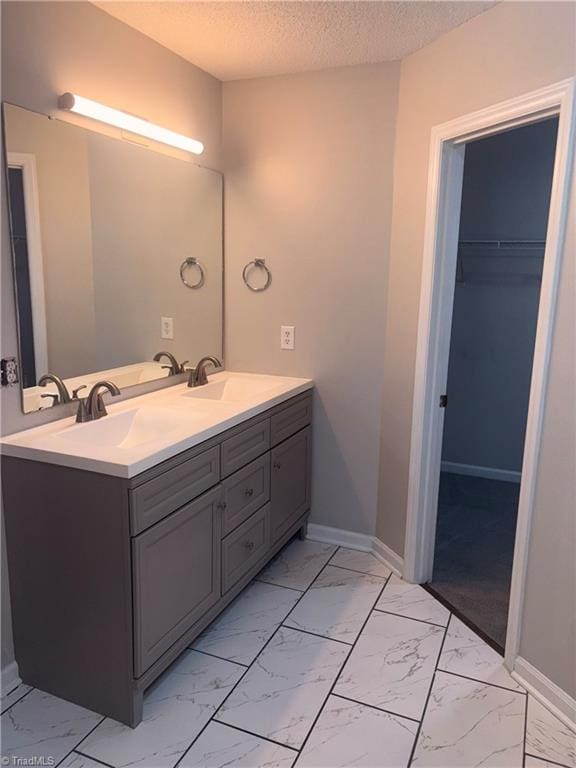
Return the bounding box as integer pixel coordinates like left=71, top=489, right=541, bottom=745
left=76, top=381, right=121, bottom=422
left=38, top=373, right=72, bottom=405
left=188, top=356, right=222, bottom=387
left=153, top=351, right=188, bottom=376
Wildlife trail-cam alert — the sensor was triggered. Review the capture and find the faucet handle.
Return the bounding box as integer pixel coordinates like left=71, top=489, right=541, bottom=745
left=179, top=360, right=190, bottom=373
left=72, top=385, right=87, bottom=399
left=40, top=393, right=60, bottom=407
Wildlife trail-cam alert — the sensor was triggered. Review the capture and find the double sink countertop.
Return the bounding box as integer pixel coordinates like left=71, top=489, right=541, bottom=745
left=0, top=372, right=313, bottom=478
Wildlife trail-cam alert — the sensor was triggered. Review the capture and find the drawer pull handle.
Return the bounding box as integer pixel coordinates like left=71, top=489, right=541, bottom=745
left=217, top=501, right=227, bottom=511
left=244, top=540, right=255, bottom=552
left=273, top=461, right=282, bottom=470
left=244, top=487, right=254, bottom=498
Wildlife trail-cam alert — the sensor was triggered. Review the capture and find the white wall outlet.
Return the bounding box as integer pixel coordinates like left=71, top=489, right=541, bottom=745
left=161, top=316, right=174, bottom=340
left=281, top=325, right=295, bottom=350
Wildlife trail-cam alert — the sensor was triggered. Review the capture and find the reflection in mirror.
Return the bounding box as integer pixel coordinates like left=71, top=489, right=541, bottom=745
left=3, top=103, right=223, bottom=414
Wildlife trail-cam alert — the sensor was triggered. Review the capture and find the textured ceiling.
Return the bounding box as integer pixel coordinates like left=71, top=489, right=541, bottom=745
left=93, top=1, right=495, bottom=81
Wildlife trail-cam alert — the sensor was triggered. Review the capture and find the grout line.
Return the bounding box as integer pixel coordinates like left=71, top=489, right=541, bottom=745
left=173, top=544, right=328, bottom=767
left=254, top=578, right=305, bottom=593
left=280, top=624, right=353, bottom=646
left=331, top=693, right=421, bottom=724
left=524, top=753, right=573, bottom=768
left=293, top=571, right=393, bottom=759
left=436, top=667, right=528, bottom=695
left=372, top=607, right=448, bottom=629
left=326, top=561, right=390, bottom=581
left=72, top=750, right=116, bottom=768
left=0, top=684, right=35, bottom=715
left=189, top=648, right=250, bottom=667
left=407, top=613, right=451, bottom=767
left=209, top=720, right=300, bottom=752
left=57, top=715, right=107, bottom=767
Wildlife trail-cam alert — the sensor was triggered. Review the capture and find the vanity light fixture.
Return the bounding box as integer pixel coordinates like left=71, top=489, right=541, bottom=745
left=58, top=93, right=204, bottom=155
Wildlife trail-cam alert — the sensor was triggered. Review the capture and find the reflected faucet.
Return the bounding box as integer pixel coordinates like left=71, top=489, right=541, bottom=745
left=188, top=356, right=222, bottom=388
left=153, top=351, right=187, bottom=376
left=38, top=373, right=72, bottom=405
left=76, top=381, right=121, bottom=422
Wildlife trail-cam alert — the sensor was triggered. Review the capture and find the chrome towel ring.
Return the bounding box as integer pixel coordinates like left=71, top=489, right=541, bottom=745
left=180, top=257, right=205, bottom=289
left=242, top=258, right=272, bottom=292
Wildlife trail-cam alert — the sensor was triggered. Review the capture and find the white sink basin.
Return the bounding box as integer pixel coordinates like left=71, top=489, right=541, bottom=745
left=55, top=407, right=206, bottom=450
left=182, top=375, right=282, bottom=403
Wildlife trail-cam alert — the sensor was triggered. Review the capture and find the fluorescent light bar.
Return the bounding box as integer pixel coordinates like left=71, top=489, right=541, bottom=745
left=58, top=93, right=204, bottom=155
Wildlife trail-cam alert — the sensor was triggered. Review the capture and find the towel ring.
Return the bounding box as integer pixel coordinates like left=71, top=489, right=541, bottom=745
left=180, top=257, right=205, bottom=289
left=242, top=258, right=272, bottom=292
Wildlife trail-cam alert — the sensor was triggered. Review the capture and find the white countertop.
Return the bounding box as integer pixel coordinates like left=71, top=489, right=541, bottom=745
left=0, top=372, right=313, bottom=478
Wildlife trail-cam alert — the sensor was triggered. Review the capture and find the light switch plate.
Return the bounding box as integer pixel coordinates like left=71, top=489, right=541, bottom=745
left=281, top=325, right=295, bottom=350
left=161, top=317, right=174, bottom=340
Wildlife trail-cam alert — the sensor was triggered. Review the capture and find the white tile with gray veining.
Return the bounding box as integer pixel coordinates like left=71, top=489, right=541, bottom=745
left=525, top=756, right=571, bottom=768
left=256, top=539, right=337, bottom=591
left=180, top=721, right=297, bottom=768
left=216, top=626, right=349, bottom=749
left=438, top=615, right=522, bottom=691
left=295, top=694, right=418, bottom=768
left=192, top=580, right=301, bottom=665
left=0, top=688, right=103, bottom=767
left=334, top=611, right=444, bottom=720
left=78, top=650, right=244, bottom=768
left=375, top=574, right=450, bottom=627
left=60, top=752, right=109, bottom=768
left=1, top=683, right=33, bottom=715
left=526, top=695, right=576, bottom=768
left=412, top=670, right=525, bottom=767
left=284, top=564, right=385, bottom=643
left=328, top=547, right=392, bottom=579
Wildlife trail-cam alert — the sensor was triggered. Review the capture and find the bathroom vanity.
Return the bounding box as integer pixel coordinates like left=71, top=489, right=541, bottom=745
left=1, top=373, right=313, bottom=726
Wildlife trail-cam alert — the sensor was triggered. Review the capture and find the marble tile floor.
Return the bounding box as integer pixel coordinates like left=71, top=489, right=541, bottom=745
left=2, top=537, right=574, bottom=768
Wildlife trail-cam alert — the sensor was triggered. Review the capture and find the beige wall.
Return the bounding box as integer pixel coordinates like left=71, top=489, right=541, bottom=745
left=1, top=0, right=222, bottom=681
left=376, top=1, right=576, bottom=695
left=223, top=63, right=400, bottom=535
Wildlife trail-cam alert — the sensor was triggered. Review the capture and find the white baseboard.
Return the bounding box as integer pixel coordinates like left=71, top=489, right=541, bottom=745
left=441, top=461, right=521, bottom=483
left=513, top=656, right=576, bottom=731
left=306, top=523, right=404, bottom=578
left=371, top=536, right=404, bottom=577
left=306, top=523, right=372, bottom=552
left=1, top=660, right=21, bottom=696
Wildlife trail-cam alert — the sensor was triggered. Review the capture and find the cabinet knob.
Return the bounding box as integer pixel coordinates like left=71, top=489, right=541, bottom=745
left=273, top=461, right=282, bottom=470
left=244, top=487, right=254, bottom=498
left=217, top=501, right=227, bottom=511
left=244, top=540, right=255, bottom=552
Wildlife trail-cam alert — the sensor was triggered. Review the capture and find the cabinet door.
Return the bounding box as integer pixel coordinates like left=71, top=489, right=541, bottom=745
left=270, top=427, right=311, bottom=544
left=133, top=487, right=221, bottom=675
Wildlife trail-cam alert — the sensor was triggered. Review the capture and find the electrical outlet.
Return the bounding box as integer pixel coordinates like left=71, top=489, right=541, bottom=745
left=161, top=317, right=174, bottom=340
left=281, top=325, right=295, bottom=350
left=1, top=357, right=19, bottom=386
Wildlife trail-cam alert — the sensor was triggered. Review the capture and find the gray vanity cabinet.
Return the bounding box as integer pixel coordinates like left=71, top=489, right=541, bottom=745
left=271, top=426, right=312, bottom=543
left=132, top=486, right=221, bottom=675
left=2, top=390, right=312, bottom=728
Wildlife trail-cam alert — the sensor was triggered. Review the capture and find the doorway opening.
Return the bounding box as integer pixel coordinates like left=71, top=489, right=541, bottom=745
left=403, top=79, right=575, bottom=671
left=426, top=118, right=559, bottom=653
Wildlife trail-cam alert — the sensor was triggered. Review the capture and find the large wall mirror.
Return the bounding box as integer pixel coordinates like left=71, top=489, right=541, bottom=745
left=3, top=103, right=223, bottom=414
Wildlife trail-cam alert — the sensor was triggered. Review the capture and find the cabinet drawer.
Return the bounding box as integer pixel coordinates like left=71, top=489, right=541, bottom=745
left=271, top=395, right=312, bottom=446
left=132, top=487, right=221, bottom=675
left=221, top=454, right=270, bottom=537
left=221, top=419, right=270, bottom=477
left=221, top=504, right=270, bottom=594
left=130, top=446, right=220, bottom=535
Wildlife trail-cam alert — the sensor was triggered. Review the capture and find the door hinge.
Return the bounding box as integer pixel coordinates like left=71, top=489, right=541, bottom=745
left=439, top=394, right=448, bottom=408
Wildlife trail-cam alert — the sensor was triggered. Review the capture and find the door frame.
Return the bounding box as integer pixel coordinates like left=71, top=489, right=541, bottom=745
left=7, top=152, right=49, bottom=379
left=403, top=78, right=576, bottom=670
